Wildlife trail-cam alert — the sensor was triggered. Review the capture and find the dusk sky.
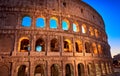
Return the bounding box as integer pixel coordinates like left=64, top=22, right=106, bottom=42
left=82, top=0, right=120, bottom=57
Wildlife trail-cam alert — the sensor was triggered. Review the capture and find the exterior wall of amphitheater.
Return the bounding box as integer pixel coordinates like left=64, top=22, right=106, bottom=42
left=0, top=0, right=113, bottom=76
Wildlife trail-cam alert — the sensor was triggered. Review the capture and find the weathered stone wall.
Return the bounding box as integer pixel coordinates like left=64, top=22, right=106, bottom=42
left=0, top=0, right=113, bottom=76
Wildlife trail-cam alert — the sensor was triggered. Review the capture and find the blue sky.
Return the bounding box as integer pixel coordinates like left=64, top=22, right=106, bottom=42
left=82, top=0, right=120, bottom=57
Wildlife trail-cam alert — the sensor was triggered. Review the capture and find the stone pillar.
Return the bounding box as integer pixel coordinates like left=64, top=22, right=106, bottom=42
left=11, top=62, right=16, bottom=76
left=74, top=60, right=77, bottom=76
left=82, top=40, right=85, bottom=56
left=73, top=37, right=76, bottom=56
left=29, top=61, right=34, bottom=76
left=31, top=35, right=36, bottom=52
left=12, top=33, right=18, bottom=56
left=60, top=36, right=63, bottom=56
left=46, top=35, right=50, bottom=53
left=62, top=61, right=65, bottom=76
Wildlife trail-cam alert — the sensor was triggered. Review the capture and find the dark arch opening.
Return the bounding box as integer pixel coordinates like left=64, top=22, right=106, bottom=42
left=35, top=38, right=45, bottom=52
left=20, top=39, right=30, bottom=52
left=78, top=63, right=84, bottom=76
left=65, top=64, right=74, bottom=76
left=51, top=64, right=60, bottom=76
left=18, top=65, right=27, bottom=76
left=85, top=42, right=91, bottom=53
left=75, top=42, right=79, bottom=52
left=64, top=41, right=69, bottom=52
left=51, top=38, right=59, bottom=52
left=34, top=65, right=45, bottom=76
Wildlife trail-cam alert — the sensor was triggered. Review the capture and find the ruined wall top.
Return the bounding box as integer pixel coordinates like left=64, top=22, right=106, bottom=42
left=0, top=0, right=105, bottom=29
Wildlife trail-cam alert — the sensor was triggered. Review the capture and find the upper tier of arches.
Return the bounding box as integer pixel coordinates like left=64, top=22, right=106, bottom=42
left=21, top=16, right=107, bottom=42
left=0, top=0, right=105, bottom=29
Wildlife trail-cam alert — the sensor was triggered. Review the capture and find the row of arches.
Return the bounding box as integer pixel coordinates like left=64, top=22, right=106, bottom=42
left=18, top=37, right=108, bottom=55
left=17, top=63, right=84, bottom=76
left=21, top=16, right=107, bottom=41
left=17, top=62, right=112, bottom=76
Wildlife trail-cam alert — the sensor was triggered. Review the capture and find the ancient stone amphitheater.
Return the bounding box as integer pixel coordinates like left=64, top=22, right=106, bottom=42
left=0, top=0, right=113, bottom=76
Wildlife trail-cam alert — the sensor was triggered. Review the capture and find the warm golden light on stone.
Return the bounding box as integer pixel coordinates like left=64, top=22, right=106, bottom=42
left=0, top=0, right=113, bottom=76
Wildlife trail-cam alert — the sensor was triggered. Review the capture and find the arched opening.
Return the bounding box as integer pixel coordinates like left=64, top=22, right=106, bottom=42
left=50, top=17, right=58, bottom=29
left=85, top=42, right=91, bottom=53
left=75, top=40, right=83, bottom=53
left=95, top=29, right=99, bottom=38
left=101, top=63, right=106, bottom=75
left=51, top=38, right=59, bottom=52
left=20, top=38, right=30, bottom=52
left=35, top=38, right=45, bottom=52
left=34, top=64, right=45, bottom=76
left=81, top=24, right=87, bottom=34
left=65, top=64, right=74, bottom=76
left=75, top=42, right=79, bottom=52
left=106, top=63, right=109, bottom=74
left=78, top=63, right=84, bottom=76
left=95, top=63, right=101, bottom=76
left=92, top=43, right=98, bottom=54
left=87, top=63, right=94, bottom=76
left=22, top=16, right=32, bottom=27
left=73, top=23, right=79, bottom=32
left=36, top=17, right=45, bottom=28
left=51, top=64, right=60, bottom=76
left=64, top=39, right=72, bottom=52
left=62, top=19, right=69, bottom=30
left=98, top=44, right=102, bottom=54
left=108, top=63, right=112, bottom=73
left=17, top=65, right=27, bottom=76
left=89, top=27, right=94, bottom=36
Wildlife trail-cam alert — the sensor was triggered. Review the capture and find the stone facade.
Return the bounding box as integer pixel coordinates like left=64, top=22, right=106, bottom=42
left=0, top=0, right=113, bottom=76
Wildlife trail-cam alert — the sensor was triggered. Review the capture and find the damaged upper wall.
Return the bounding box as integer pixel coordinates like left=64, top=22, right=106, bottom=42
left=0, top=0, right=105, bottom=29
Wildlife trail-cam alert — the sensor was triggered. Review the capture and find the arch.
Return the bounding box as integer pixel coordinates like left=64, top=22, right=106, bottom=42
left=98, top=44, right=102, bottom=54
left=85, top=42, right=91, bottom=53
left=0, top=65, right=9, bottom=76
left=95, top=29, right=99, bottom=38
left=35, top=38, right=45, bottom=52
left=22, top=16, right=32, bottom=27
left=78, top=63, right=84, bottom=76
left=73, top=22, right=79, bottom=32
left=34, top=64, right=45, bottom=76
left=64, top=39, right=72, bottom=52
left=95, top=63, right=101, bottom=76
left=101, top=63, right=106, bottom=75
left=89, top=27, right=94, bottom=36
left=62, top=19, right=69, bottom=30
left=19, top=37, right=30, bottom=52
left=87, top=63, right=94, bottom=76
left=36, top=17, right=45, bottom=28
left=92, top=43, right=98, bottom=54
left=17, top=65, right=27, bottom=76
left=106, top=63, right=109, bottom=74
left=50, top=38, right=59, bottom=52
left=50, top=17, right=58, bottom=29
left=51, top=64, right=60, bottom=76
left=65, top=64, right=74, bottom=76
left=75, top=40, right=83, bottom=53
left=81, top=24, right=87, bottom=34
left=108, top=63, right=112, bottom=73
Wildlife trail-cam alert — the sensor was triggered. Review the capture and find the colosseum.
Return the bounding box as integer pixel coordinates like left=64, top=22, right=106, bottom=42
left=0, top=0, right=113, bottom=76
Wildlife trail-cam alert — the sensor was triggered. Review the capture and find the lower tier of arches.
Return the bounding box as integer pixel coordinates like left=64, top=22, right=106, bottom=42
left=0, top=58, right=113, bottom=76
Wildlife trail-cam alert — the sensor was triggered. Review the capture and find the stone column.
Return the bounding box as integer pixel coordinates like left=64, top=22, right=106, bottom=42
left=60, top=36, right=63, bottom=56
left=11, top=62, right=16, bottom=76
left=12, top=33, right=18, bottom=56
left=46, top=35, right=50, bottom=55
left=73, top=37, right=76, bottom=56
left=29, top=61, right=34, bottom=76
